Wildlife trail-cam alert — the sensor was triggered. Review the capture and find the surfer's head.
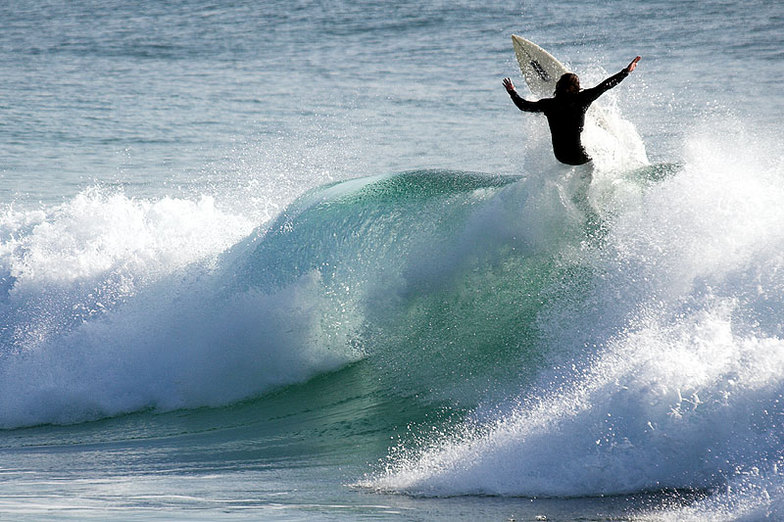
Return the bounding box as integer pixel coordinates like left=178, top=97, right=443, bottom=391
left=555, top=73, right=580, bottom=96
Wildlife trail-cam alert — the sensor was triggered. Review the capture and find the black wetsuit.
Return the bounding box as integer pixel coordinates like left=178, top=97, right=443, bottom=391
left=507, top=69, right=630, bottom=165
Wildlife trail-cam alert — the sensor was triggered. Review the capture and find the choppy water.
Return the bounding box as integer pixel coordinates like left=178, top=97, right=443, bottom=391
left=1, top=0, right=783, bottom=519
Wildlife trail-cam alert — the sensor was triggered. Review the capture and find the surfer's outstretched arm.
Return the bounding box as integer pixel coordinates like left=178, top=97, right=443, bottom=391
left=581, top=56, right=641, bottom=103
left=503, top=77, right=545, bottom=113
left=625, top=56, right=641, bottom=73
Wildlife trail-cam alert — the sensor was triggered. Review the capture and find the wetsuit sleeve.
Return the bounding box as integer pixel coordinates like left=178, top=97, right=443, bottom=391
left=581, top=69, right=630, bottom=104
left=507, top=89, right=546, bottom=113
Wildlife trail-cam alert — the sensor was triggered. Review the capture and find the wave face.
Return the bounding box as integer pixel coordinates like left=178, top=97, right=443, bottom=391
left=0, top=168, right=564, bottom=428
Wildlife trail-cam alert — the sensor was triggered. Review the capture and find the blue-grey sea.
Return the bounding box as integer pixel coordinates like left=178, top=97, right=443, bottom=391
left=1, top=0, right=783, bottom=519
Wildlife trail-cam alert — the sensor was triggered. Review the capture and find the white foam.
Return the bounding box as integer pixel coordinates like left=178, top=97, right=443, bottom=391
left=639, top=460, right=784, bottom=521
left=0, top=188, right=359, bottom=427
left=1, top=189, right=253, bottom=285
left=363, top=120, right=784, bottom=499
left=365, top=308, right=784, bottom=497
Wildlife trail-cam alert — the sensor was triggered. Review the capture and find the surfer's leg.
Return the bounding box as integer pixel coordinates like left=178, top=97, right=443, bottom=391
left=570, top=162, right=593, bottom=214
left=570, top=162, right=606, bottom=239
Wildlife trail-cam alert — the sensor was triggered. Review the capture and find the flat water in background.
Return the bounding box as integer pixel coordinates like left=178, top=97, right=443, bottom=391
left=3, top=0, right=779, bottom=206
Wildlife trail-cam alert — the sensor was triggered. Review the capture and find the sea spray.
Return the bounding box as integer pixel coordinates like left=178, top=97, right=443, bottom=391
left=0, top=166, right=607, bottom=428
left=0, top=189, right=253, bottom=349
left=361, top=122, right=784, bottom=499
left=0, top=188, right=357, bottom=427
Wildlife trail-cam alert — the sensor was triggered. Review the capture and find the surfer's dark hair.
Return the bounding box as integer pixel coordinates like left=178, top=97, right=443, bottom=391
left=555, top=73, right=580, bottom=95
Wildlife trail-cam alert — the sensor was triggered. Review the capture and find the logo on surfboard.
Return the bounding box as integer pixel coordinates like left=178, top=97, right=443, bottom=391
left=530, top=60, right=550, bottom=81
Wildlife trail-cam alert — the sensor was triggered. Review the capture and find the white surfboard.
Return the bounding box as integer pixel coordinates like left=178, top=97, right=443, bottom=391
left=511, top=35, right=568, bottom=99
left=511, top=34, right=612, bottom=131
left=510, top=35, right=649, bottom=167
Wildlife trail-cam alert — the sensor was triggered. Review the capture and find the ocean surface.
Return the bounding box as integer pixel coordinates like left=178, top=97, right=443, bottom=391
left=1, top=0, right=783, bottom=519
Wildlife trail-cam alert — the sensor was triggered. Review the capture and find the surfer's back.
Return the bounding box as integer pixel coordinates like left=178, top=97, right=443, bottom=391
left=505, top=91, right=593, bottom=165
left=502, top=58, right=639, bottom=165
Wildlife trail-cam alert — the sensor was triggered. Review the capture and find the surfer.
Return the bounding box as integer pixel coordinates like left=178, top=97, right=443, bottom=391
left=502, top=56, right=641, bottom=165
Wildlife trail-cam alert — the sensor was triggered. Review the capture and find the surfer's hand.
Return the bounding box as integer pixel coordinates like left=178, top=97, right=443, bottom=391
left=502, top=77, right=516, bottom=92
left=625, top=56, right=641, bottom=73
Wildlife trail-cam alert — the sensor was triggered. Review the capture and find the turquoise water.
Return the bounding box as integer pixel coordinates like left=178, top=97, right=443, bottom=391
left=1, top=0, right=783, bottom=519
